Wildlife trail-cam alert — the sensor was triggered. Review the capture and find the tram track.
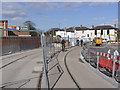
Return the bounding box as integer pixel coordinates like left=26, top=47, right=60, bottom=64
left=1, top=51, right=43, bottom=89
left=0, top=51, right=41, bottom=69
left=0, top=76, right=39, bottom=89
left=64, top=48, right=81, bottom=90
left=1, top=49, right=42, bottom=61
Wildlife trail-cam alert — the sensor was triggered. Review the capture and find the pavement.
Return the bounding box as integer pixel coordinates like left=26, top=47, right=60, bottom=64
left=0, top=48, right=43, bottom=88
left=54, top=47, right=77, bottom=88
left=53, top=46, right=116, bottom=88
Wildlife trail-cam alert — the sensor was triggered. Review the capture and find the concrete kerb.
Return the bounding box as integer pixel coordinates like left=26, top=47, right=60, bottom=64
left=80, top=48, right=119, bottom=88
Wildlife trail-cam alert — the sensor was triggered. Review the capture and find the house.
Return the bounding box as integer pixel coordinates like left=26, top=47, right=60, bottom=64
left=90, top=24, right=117, bottom=41
left=74, top=25, right=89, bottom=39
left=54, top=24, right=117, bottom=41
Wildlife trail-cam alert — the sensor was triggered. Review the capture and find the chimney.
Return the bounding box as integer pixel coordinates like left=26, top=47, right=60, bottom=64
left=92, top=25, right=94, bottom=28
left=80, top=25, right=82, bottom=28
left=73, top=27, right=75, bottom=30
left=65, top=27, right=66, bottom=31
left=114, top=24, right=116, bottom=28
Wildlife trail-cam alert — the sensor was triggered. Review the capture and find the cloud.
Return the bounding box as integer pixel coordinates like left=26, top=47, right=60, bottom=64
left=25, top=2, right=58, bottom=10
left=111, top=18, right=118, bottom=27
left=2, top=2, right=27, bottom=24
left=108, top=18, right=118, bottom=25
left=36, top=16, right=49, bottom=22
left=93, top=17, right=106, bottom=21
left=99, top=18, right=118, bottom=27
left=60, top=2, right=84, bottom=8
left=3, top=10, right=16, bottom=15
left=24, top=2, right=117, bottom=11
left=25, top=2, right=85, bottom=10
left=89, top=2, right=117, bottom=6
left=10, top=17, right=23, bottom=21
left=2, top=10, right=27, bottom=18
left=1, top=0, right=120, bottom=2
left=2, top=2, right=27, bottom=16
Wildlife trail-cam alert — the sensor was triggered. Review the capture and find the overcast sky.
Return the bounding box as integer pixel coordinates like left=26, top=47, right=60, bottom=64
left=1, top=2, right=118, bottom=31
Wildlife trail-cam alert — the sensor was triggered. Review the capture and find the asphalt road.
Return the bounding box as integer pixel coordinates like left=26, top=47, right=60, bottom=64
left=0, top=48, right=43, bottom=88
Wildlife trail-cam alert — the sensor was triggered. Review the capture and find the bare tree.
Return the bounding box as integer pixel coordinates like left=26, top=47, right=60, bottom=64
left=24, top=20, right=36, bottom=30
left=24, top=20, right=37, bottom=37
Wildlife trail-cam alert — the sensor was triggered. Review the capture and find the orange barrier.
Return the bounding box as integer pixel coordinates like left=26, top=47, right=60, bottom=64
left=99, top=58, right=120, bottom=73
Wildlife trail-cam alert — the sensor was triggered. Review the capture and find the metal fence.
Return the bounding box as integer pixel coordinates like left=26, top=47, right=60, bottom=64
left=41, top=33, right=64, bottom=89
left=1, top=37, right=41, bottom=56
left=81, top=42, right=120, bottom=83
left=41, top=33, right=81, bottom=89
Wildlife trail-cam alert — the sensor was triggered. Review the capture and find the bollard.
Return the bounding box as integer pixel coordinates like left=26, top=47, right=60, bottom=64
left=97, top=52, right=100, bottom=70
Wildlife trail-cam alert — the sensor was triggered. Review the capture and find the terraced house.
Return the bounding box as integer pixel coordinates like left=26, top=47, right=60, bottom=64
left=55, top=24, right=118, bottom=41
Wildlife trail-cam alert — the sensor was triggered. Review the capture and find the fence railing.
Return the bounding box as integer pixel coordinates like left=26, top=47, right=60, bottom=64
left=41, top=33, right=64, bottom=89
left=81, top=42, right=120, bottom=83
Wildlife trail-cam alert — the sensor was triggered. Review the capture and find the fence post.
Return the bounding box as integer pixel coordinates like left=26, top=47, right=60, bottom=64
left=112, top=56, right=117, bottom=78
left=97, top=52, right=100, bottom=70
left=112, top=50, right=119, bottom=78
left=41, top=33, right=50, bottom=89
left=89, top=49, right=90, bottom=63
left=50, top=34, right=52, bottom=56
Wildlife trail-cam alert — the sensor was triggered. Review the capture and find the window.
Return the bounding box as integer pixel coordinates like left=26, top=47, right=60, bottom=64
left=87, top=34, right=89, bottom=37
left=107, top=29, right=109, bottom=35
left=95, top=30, right=97, bottom=35
left=101, top=29, right=103, bottom=35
